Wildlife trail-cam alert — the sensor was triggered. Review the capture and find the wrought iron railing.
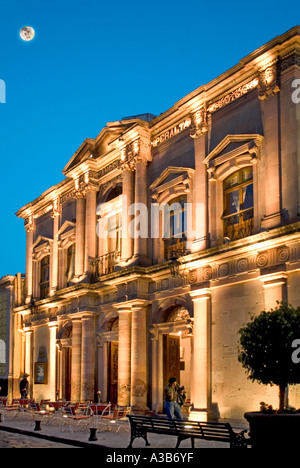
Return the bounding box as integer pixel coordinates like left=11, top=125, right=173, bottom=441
left=222, top=208, right=254, bottom=241
left=90, top=251, right=120, bottom=279
left=164, top=237, right=186, bottom=260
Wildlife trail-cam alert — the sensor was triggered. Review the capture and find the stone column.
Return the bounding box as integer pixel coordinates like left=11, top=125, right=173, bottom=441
left=71, top=318, right=82, bottom=401
left=24, top=329, right=33, bottom=397
left=48, top=323, right=58, bottom=401
left=190, top=290, right=211, bottom=412
left=131, top=303, right=148, bottom=408
left=81, top=315, right=95, bottom=401
left=134, top=159, right=148, bottom=263
left=85, top=187, right=97, bottom=274
left=121, top=168, right=134, bottom=263
left=117, top=306, right=132, bottom=406
left=75, top=195, right=86, bottom=279
left=25, top=219, right=35, bottom=304
left=50, top=204, right=60, bottom=295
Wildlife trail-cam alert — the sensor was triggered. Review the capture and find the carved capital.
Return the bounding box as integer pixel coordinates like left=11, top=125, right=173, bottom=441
left=258, top=61, right=280, bottom=100
left=51, top=198, right=61, bottom=218
left=25, top=216, right=35, bottom=233
left=120, top=135, right=152, bottom=171
left=190, top=105, right=208, bottom=138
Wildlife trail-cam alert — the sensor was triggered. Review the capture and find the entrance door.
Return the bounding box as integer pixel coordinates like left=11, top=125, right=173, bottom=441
left=163, top=334, right=180, bottom=386
left=64, top=347, right=72, bottom=401
left=108, top=341, right=118, bottom=405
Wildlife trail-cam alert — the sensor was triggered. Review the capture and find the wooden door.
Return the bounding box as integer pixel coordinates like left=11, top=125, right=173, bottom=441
left=163, top=334, right=180, bottom=387
left=64, top=347, right=72, bottom=401
left=108, top=342, right=118, bottom=405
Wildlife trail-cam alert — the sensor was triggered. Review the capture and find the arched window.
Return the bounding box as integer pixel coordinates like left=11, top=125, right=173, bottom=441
left=163, top=196, right=187, bottom=260
left=40, top=255, right=50, bottom=299
left=222, top=167, right=254, bottom=241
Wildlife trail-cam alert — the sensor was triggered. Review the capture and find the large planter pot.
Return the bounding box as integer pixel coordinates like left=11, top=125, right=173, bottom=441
left=244, top=412, right=300, bottom=448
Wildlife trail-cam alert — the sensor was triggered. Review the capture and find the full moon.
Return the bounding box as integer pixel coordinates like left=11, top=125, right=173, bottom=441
left=20, top=26, right=35, bottom=41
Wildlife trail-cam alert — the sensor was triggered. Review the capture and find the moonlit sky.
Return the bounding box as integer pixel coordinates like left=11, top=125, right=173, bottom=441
left=0, top=0, right=297, bottom=278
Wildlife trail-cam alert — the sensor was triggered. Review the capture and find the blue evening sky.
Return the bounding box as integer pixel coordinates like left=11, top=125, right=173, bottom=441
left=0, top=0, right=297, bottom=278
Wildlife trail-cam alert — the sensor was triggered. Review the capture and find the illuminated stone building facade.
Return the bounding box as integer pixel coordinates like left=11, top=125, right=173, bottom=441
left=14, top=26, right=300, bottom=420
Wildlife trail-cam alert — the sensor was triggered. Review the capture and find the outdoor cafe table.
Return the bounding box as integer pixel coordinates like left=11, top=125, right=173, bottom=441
left=89, top=403, right=110, bottom=415
left=49, top=401, right=64, bottom=411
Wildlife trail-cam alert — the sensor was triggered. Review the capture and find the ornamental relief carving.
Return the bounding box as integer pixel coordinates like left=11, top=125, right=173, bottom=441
left=258, top=61, right=280, bottom=100
left=132, top=378, right=147, bottom=397
left=207, top=78, right=259, bottom=113
left=281, top=50, right=300, bottom=71
left=190, top=105, right=208, bottom=138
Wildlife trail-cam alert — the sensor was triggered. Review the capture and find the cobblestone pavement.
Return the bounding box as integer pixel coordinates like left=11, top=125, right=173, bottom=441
left=0, top=415, right=250, bottom=449
left=0, top=429, right=80, bottom=448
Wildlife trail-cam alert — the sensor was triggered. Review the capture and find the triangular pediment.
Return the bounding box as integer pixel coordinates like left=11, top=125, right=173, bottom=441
left=62, top=121, right=138, bottom=176
left=150, top=166, right=194, bottom=191
left=32, top=236, right=53, bottom=251
left=57, top=220, right=76, bottom=237
left=204, top=134, right=263, bottom=167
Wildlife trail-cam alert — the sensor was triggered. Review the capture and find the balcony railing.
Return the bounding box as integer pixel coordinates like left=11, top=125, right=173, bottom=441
left=164, top=237, right=186, bottom=260
left=223, top=208, right=254, bottom=242
left=90, top=251, right=120, bottom=279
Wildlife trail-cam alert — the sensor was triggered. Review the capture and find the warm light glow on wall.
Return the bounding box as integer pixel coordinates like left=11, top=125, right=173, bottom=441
left=121, top=148, right=126, bottom=161
left=189, top=410, right=207, bottom=422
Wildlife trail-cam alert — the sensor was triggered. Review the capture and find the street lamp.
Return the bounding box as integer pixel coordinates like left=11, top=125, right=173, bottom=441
left=169, top=251, right=181, bottom=277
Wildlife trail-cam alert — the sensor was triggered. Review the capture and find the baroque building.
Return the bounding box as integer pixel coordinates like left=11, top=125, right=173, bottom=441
left=14, top=26, right=300, bottom=420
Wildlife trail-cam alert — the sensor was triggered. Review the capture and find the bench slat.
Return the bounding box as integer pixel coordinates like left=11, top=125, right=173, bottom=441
left=127, top=415, right=249, bottom=449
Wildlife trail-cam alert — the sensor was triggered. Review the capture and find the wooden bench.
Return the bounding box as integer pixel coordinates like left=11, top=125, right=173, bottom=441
left=127, top=415, right=250, bottom=449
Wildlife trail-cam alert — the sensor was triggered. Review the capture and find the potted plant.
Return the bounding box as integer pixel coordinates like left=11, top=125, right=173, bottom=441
left=238, top=301, right=300, bottom=448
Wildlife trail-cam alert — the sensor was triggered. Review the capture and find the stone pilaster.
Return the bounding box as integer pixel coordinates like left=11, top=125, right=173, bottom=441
left=259, top=61, right=282, bottom=229
left=71, top=318, right=82, bottom=401
left=117, top=306, right=132, bottom=406
left=50, top=200, right=60, bottom=295
left=74, top=194, right=86, bottom=279
left=131, top=303, right=148, bottom=408
left=84, top=185, right=97, bottom=274
left=119, top=133, right=151, bottom=266
left=25, top=217, right=35, bottom=304
left=81, top=315, right=95, bottom=401
left=190, top=290, right=211, bottom=413
left=48, top=322, right=58, bottom=401
left=120, top=168, right=134, bottom=263
left=24, top=329, right=33, bottom=397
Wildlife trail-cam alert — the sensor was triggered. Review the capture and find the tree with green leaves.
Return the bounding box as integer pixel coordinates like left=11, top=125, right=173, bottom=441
left=238, top=302, right=300, bottom=411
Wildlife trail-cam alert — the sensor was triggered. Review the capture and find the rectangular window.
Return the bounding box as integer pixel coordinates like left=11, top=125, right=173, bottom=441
left=40, top=255, right=50, bottom=299
left=223, top=168, right=254, bottom=241
left=163, top=196, right=187, bottom=260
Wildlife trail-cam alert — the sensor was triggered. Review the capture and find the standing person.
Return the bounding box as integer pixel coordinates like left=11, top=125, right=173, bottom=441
left=164, top=377, right=183, bottom=420
left=20, top=373, right=29, bottom=399
left=177, top=386, right=187, bottom=408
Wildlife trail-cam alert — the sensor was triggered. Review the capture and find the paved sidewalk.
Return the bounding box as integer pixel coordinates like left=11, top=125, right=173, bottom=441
left=0, top=413, right=250, bottom=449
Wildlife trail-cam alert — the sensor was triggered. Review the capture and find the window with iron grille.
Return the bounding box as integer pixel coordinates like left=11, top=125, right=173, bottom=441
left=222, top=167, right=254, bottom=241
